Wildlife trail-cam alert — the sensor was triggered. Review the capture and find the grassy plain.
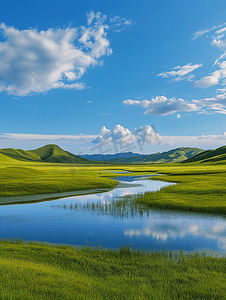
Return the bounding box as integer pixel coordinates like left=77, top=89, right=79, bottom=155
left=129, top=162, right=226, bottom=215
left=0, top=153, right=120, bottom=197
left=1, top=152, right=226, bottom=215
left=0, top=240, right=225, bottom=300
left=1, top=154, right=226, bottom=298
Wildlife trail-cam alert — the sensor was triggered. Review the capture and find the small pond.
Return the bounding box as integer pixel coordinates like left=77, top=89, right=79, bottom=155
left=0, top=175, right=226, bottom=255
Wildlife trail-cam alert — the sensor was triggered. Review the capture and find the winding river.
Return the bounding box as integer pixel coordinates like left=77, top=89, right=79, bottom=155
left=0, top=175, right=226, bottom=255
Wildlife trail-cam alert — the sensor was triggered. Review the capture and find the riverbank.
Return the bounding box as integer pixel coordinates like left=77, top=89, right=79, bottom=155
left=0, top=164, right=120, bottom=197
left=0, top=240, right=225, bottom=299
left=1, top=158, right=226, bottom=215
left=131, top=163, right=226, bottom=215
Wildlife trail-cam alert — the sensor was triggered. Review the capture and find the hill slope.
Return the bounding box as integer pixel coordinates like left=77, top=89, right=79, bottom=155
left=183, top=145, right=226, bottom=163
left=106, top=147, right=204, bottom=164
left=0, top=144, right=90, bottom=164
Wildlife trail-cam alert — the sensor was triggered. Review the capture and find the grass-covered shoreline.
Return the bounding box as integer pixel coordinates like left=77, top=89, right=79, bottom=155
left=132, top=163, right=226, bottom=215
left=0, top=239, right=225, bottom=299
left=1, top=156, right=226, bottom=215
left=0, top=163, right=120, bottom=197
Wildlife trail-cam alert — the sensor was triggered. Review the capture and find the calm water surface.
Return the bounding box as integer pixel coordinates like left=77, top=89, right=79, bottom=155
left=0, top=175, right=226, bottom=254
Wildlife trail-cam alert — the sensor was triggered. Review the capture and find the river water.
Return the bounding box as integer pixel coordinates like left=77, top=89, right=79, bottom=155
left=0, top=175, right=226, bottom=254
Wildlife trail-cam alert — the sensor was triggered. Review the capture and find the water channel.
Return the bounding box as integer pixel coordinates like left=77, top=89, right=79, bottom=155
left=0, top=175, right=226, bottom=255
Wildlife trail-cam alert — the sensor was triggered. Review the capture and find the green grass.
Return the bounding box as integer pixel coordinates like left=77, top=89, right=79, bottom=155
left=0, top=150, right=157, bottom=198
left=0, top=144, right=90, bottom=164
left=0, top=165, right=120, bottom=197
left=0, top=240, right=225, bottom=299
left=107, top=147, right=204, bottom=164
left=129, top=163, right=226, bottom=214
left=1, top=148, right=226, bottom=214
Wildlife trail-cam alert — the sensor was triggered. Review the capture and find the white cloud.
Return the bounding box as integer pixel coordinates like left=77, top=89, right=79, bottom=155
left=192, top=27, right=216, bottom=40
left=0, top=133, right=97, bottom=141
left=2, top=131, right=226, bottom=155
left=123, top=96, right=198, bottom=116
left=192, top=22, right=226, bottom=40
left=193, top=70, right=222, bottom=88
left=134, top=125, right=161, bottom=145
left=110, top=16, right=135, bottom=32
left=198, top=132, right=226, bottom=140
left=0, top=12, right=112, bottom=96
left=158, top=63, right=202, bottom=82
left=216, top=27, right=226, bottom=35
left=92, top=124, right=134, bottom=145
left=91, top=124, right=161, bottom=154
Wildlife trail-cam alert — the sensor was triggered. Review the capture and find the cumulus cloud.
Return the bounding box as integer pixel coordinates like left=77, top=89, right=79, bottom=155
left=91, top=124, right=161, bottom=153
left=134, top=125, right=161, bottom=145
left=0, top=12, right=112, bottom=96
left=92, top=124, right=134, bottom=145
left=158, top=63, right=202, bottom=82
left=124, top=93, right=226, bottom=115
left=123, top=96, right=198, bottom=116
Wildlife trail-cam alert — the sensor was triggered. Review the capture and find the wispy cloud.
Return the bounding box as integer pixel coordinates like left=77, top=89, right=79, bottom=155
left=110, top=16, right=135, bottom=32
left=158, top=63, right=202, bottom=82
left=0, top=133, right=97, bottom=141
left=0, top=12, right=113, bottom=96
left=192, top=22, right=226, bottom=40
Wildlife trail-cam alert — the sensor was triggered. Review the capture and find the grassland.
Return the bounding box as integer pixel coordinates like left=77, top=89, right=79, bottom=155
left=1, top=150, right=226, bottom=215
left=0, top=240, right=225, bottom=300
left=0, top=152, right=120, bottom=197
left=1, top=149, right=226, bottom=298
left=127, top=162, right=226, bottom=215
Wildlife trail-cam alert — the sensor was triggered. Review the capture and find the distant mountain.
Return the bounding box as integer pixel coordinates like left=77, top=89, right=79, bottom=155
left=0, top=144, right=207, bottom=165
left=183, top=145, right=226, bottom=163
left=0, top=144, right=90, bottom=164
left=79, top=147, right=204, bottom=164
left=79, top=152, right=143, bottom=161
left=105, top=147, right=204, bottom=164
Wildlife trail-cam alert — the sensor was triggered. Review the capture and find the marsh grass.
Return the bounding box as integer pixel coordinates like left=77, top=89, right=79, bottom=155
left=53, top=196, right=149, bottom=219
left=0, top=239, right=225, bottom=299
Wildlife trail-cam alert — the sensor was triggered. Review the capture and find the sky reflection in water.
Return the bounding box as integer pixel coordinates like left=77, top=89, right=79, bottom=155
left=0, top=175, right=226, bottom=254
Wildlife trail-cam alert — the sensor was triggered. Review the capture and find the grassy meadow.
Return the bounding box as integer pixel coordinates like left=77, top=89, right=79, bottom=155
left=0, top=154, right=119, bottom=198
left=0, top=240, right=225, bottom=300
left=130, top=162, right=226, bottom=215
left=1, top=148, right=226, bottom=299
left=1, top=151, right=226, bottom=215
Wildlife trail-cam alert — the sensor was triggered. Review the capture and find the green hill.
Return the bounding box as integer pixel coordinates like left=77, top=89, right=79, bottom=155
left=0, top=144, right=90, bottom=164
left=183, top=145, right=226, bottom=163
left=107, top=147, right=204, bottom=164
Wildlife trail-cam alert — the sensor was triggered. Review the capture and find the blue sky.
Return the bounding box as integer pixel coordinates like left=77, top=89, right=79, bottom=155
left=1, top=0, right=226, bottom=154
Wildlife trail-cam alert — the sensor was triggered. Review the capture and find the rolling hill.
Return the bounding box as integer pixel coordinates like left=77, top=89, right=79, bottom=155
left=0, top=144, right=90, bottom=164
left=183, top=145, right=226, bottom=163
left=101, top=147, right=204, bottom=164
